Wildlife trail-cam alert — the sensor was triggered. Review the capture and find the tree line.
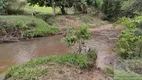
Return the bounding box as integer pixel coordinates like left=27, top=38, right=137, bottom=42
left=0, top=0, right=142, bottom=20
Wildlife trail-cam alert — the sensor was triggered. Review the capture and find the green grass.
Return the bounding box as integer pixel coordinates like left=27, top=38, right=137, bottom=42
left=3, top=52, right=97, bottom=80
left=104, top=66, right=114, bottom=75
left=114, top=70, right=142, bottom=80
left=24, top=5, right=60, bottom=14
left=0, top=15, right=59, bottom=39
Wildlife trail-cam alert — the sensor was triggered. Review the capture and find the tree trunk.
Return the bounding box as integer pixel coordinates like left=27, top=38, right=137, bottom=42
left=52, top=0, right=56, bottom=16
left=60, top=5, right=66, bottom=14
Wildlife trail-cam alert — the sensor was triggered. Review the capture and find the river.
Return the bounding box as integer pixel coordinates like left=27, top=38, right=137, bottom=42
left=0, top=35, right=69, bottom=74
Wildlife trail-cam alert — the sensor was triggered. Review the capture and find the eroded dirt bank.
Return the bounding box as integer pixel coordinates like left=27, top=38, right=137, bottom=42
left=38, top=63, right=112, bottom=80
left=88, top=24, right=124, bottom=69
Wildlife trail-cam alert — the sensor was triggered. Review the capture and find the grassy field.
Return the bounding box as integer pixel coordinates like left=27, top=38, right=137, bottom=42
left=24, top=5, right=60, bottom=14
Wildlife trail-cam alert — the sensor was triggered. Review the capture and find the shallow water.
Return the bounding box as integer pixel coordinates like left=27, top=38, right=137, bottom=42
left=0, top=35, right=69, bottom=74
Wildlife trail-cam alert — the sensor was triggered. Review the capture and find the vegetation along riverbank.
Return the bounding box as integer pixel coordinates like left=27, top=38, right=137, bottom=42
left=0, top=0, right=142, bottom=80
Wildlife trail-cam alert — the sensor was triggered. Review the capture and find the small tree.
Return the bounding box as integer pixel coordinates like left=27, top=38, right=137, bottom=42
left=63, top=26, right=91, bottom=54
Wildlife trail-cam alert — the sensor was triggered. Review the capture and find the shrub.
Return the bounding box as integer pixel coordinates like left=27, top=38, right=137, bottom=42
left=95, top=0, right=103, bottom=9
left=133, top=16, right=142, bottom=28
left=121, top=0, right=142, bottom=18
left=118, top=28, right=142, bottom=59
left=117, top=17, right=137, bottom=28
left=117, top=16, right=142, bottom=29
left=63, top=26, right=91, bottom=54
left=101, top=0, right=123, bottom=20
left=86, top=51, right=97, bottom=62
left=117, top=16, right=142, bottom=59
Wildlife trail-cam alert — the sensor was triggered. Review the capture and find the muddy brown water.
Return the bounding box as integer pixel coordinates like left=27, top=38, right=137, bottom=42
left=0, top=35, right=69, bottom=75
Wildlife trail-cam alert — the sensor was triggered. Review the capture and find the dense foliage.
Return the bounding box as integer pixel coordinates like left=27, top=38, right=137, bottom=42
left=117, top=16, right=142, bottom=59
left=118, top=28, right=142, bottom=59
left=101, top=0, right=122, bottom=20
left=121, top=0, right=142, bottom=17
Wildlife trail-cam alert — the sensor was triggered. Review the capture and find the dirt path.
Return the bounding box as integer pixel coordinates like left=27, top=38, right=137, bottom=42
left=88, top=24, right=124, bottom=69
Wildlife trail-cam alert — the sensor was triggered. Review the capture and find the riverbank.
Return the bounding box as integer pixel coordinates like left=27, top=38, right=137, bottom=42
left=0, top=34, right=69, bottom=75
left=0, top=14, right=109, bottom=73
left=3, top=53, right=105, bottom=80
left=0, top=15, right=59, bottom=42
left=0, top=14, right=108, bottom=43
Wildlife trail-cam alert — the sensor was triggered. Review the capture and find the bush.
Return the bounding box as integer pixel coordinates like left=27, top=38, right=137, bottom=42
left=118, top=28, right=142, bottom=59
left=133, top=16, right=142, bottom=28
left=121, top=0, right=142, bottom=18
left=63, top=26, right=91, bottom=54
left=86, top=51, right=97, bottom=62
left=117, top=16, right=142, bottom=59
left=117, top=16, right=142, bottom=28
left=101, top=0, right=123, bottom=20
